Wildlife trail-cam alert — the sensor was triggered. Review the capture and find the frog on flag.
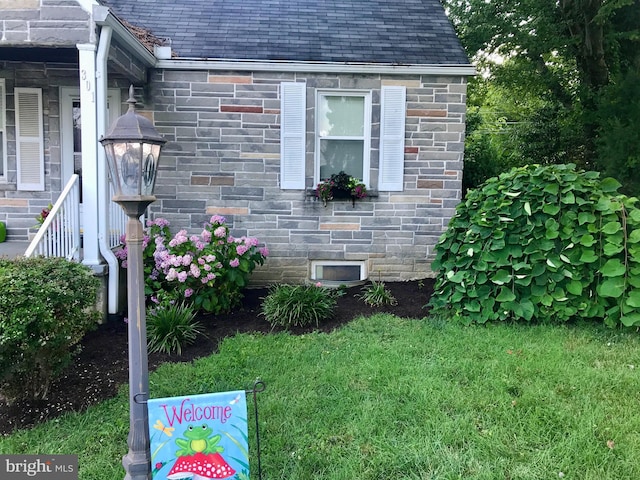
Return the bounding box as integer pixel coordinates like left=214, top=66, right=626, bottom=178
left=148, top=391, right=249, bottom=480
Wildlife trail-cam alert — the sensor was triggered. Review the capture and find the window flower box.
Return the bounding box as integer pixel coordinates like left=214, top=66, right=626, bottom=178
left=314, top=171, right=367, bottom=207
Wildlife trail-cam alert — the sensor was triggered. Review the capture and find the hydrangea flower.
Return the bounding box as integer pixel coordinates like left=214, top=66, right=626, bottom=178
left=116, top=216, right=268, bottom=314
left=190, top=263, right=201, bottom=278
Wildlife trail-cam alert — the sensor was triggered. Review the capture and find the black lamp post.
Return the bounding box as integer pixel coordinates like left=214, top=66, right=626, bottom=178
left=100, top=85, right=166, bottom=480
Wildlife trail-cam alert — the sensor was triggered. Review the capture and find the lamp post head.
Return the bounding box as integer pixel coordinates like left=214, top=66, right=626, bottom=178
left=100, top=85, right=166, bottom=201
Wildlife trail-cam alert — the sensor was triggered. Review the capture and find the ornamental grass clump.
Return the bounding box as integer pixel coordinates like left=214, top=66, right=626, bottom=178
left=358, top=279, right=397, bottom=307
left=429, top=163, right=640, bottom=327
left=147, top=298, right=203, bottom=355
left=116, top=215, right=269, bottom=314
left=0, top=257, right=100, bottom=403
left=261, top=283, right=341, bottom=329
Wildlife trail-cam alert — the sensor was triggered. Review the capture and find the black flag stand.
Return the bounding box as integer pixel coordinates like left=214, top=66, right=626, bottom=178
left=245, top=379, right=266, bottom=480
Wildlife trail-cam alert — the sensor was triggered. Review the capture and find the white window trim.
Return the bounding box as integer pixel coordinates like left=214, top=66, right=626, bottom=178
left=0, top=79, right=6, bottom=182
left=314, top=90, right=372, bottom=187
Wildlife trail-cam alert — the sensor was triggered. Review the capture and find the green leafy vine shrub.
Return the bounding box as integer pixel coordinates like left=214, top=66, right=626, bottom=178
left=0, top=257, right=100, bottom=402
left=429, top=164, right=640, bottom=327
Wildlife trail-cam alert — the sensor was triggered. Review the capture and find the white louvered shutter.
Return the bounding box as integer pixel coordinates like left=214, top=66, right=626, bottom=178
left=16, top=88, right=44, bottom=191
left=378, top=86, right=406, bottom=191
left=280, top=82, right=306, bottom=189
left=0, top=80, right=5, bottom=177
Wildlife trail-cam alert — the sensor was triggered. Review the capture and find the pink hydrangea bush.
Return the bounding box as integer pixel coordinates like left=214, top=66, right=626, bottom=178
left=117, top=216, right=268, bottom=314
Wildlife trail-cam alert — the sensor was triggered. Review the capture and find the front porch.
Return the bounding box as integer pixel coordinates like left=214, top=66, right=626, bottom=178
left=1, top=2, right=159, bottom=319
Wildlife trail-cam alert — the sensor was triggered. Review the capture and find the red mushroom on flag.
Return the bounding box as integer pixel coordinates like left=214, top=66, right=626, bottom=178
left=166, top=452, right=236, bottom=479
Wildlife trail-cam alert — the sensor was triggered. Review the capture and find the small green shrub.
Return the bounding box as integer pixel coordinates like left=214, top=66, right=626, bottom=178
left=261, top=283, right=339, bottom=329
left=358, top=280, right=397, bottom=307
left=146, top=300, right=203, bottom=355
left=429, top=163, right=640, bottom=327
left=0, top=257, right=100, bottom=402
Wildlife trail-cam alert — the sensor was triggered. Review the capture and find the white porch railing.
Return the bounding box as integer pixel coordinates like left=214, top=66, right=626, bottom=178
left=108, top=181, right=127, bottom=249
left=24, top=176, right=129, bottom=257
left=25, top=174, right=81, bottom=260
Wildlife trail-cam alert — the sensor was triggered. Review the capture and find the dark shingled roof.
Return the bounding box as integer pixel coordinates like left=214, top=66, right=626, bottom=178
left=100, top=0, right=469, bottom=65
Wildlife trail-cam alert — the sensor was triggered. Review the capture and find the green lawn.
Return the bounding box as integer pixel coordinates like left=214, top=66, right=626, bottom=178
left=2, top=314, right=639, bottom=479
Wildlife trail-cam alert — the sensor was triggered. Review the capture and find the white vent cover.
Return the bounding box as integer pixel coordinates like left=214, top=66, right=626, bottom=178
left=311, top=261, right=367, bottom=285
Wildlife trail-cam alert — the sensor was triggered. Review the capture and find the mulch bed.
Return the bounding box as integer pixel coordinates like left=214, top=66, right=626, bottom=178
left=0, top=279, right=434, bottom=435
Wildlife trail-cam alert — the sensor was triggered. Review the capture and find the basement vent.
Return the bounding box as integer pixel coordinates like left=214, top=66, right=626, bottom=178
left=311, top=261, right=367, bottom=285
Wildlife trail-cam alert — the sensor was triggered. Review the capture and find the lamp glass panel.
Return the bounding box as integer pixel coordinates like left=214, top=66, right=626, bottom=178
left=105, top=141, right=162, bottom=197
left=104, top=143, right=121, bottom=194
left=118, top=143, right=141, bottom=196
left=141, top=143, right=161, bottom=196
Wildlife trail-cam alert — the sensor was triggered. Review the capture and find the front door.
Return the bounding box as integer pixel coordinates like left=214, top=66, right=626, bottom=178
left=60, top=87, right=120, bottom=201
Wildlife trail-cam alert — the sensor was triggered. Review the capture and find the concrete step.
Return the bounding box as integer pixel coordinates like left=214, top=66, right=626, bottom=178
left=0, top=241, right=28, bottom=259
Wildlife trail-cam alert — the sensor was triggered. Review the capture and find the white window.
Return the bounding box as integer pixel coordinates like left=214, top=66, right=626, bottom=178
left=316, top=91, right=371, bottom=186
left=280, top=82, right=406, bottom=192
left=0, top=79, right=5, bottom=180
left=15, top=87, right=44, bottom=191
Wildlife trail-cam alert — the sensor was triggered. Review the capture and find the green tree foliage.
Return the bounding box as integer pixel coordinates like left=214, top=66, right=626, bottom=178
left=595, top=70, right=640, bottom=194
left=430, top=164, right=640, bottom=327
left=445, top=0, right=640, bottom=191
left=446, top=0, right=638, bottom=89
left=462, top=76, right=586, bottom=193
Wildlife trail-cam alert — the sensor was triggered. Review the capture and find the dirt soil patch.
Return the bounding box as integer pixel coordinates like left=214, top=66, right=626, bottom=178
left=0, top=279, right=434, bottom=435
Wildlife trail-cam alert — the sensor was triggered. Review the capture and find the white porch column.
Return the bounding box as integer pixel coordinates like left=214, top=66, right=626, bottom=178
left=77, top=43, right=103, bottom=270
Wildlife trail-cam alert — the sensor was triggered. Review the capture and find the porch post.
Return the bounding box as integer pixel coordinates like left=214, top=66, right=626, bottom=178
left=77, top=43, right=102, bottom=269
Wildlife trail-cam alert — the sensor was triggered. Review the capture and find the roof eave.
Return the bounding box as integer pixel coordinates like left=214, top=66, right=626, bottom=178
left=92, top=5, right=156, bottom=67
left=155, top=58, right=477, bottom=76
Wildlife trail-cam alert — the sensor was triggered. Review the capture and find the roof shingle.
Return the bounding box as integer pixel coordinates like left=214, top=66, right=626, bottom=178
left=100, top=0, right=469, bottom=65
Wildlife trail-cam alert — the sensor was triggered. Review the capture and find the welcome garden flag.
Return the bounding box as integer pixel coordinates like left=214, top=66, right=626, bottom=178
left=148, top=391, right=249, bottom=480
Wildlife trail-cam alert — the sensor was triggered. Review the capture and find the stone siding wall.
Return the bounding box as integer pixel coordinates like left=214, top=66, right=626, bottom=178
left=0, top=0, right=91, bottom=45
left=109, top=38, right=148, bottom=85
left=148, top=70, right=467, bottom=284
left=0, top=61, right=78, bottom=237
left=0, top=62, right=467, bottom=284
